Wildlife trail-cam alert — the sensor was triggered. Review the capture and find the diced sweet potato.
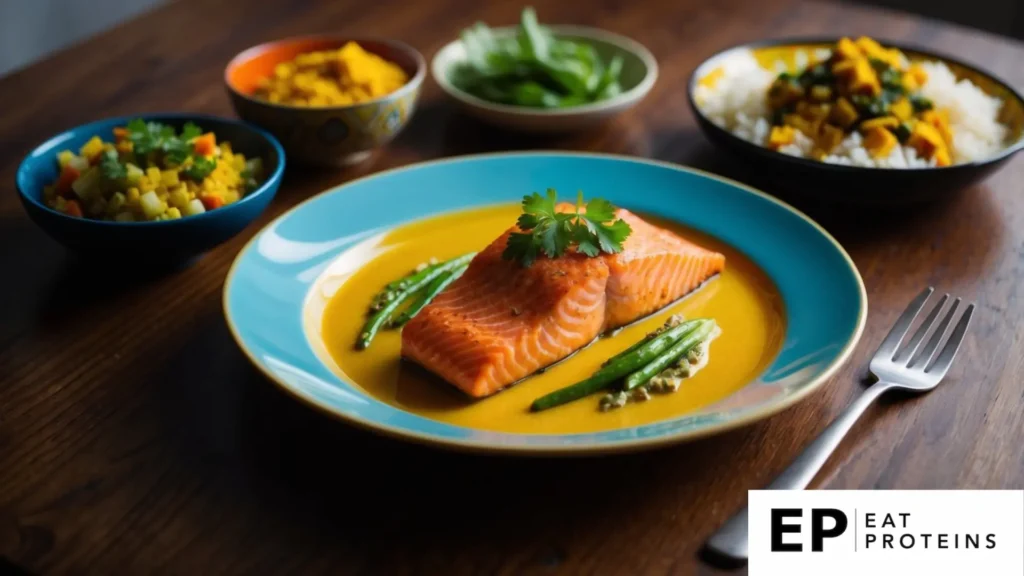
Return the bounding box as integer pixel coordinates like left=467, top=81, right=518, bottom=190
left=850, top=59, right=881, bottom=96
left=890, top=98, right=913, bottom=121
left=834, top=38, right=862, bottom=61
left=855, top=37, right=886, bottom=59
left=908, top=64, right=928, bottom=86
left=921, top=110, right=953, bottom=146
left=767, top=126, right=797, bottom=150
left=810, top=85, right=833, bottom=102
left=863, top=127, right=898, bottom=158
left=801, top=103, right=831, bottom=123
left=830, top=97, right=859, bottom=128
left=907, top=122, right=945, bottom=157
left=860, top=116, right=899, bottom=131
left=817, top=124, right=845, bottom=154
left=832, top=59, right=857, bottom=77
left=783, top=113, right=819, bottom=138
left=768, top=79, right=804, bottom=109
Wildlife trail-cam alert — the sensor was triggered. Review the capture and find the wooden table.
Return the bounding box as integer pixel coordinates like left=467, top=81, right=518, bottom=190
left=1, top=0, right=1022, bottom=573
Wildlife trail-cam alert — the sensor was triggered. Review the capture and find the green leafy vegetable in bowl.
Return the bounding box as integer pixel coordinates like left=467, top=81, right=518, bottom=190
left=450, top=7, right=624, bottom=108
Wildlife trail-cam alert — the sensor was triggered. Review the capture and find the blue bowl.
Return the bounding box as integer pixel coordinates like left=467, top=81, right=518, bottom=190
left=16, top=113, right=285, bottom=265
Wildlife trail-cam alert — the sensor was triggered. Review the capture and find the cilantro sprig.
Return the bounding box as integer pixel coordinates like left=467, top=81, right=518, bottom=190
left=502, top=189, right=632, bottom=267
left=181, top=155, right=217, bottom=181
left=99, top=149, right=127, bottom=180
left=125, top=119, right=211, bottom=171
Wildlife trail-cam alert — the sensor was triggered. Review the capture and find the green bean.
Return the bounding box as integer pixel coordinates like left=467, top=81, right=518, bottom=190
left=356, top=255, right=474, bottom=350
left=530, top=320, right=702, bottom=412
left=375, top=252, right=476, bottom=303
left=389, top=263, right=468, bottom=327
left=598, top=320, right=701, bottom=377
left=385, top=261, right=443, bottom=291
left=623, top=320, right=716, bottom=391
left=601, top=316, right=686, bottom=367
left=530, top=370, right=623, bottom=412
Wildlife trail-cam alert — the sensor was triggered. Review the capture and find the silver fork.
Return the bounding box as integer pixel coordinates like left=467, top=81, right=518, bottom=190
left=703, top=286, right=975, bottom=564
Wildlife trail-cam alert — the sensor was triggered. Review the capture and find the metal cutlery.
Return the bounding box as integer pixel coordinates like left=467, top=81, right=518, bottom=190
left=703, top=286, right=976, bottom=564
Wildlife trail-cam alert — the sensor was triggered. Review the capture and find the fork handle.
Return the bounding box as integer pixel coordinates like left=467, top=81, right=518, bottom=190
left=703, top=380, right=895, bottom=563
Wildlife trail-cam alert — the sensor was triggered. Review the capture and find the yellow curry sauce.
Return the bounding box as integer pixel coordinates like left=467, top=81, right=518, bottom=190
left=311, top=204, right=785, bottom=435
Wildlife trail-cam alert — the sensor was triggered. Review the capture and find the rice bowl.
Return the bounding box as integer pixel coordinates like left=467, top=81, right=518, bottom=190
left=693, top=39, right=1011, bottom=169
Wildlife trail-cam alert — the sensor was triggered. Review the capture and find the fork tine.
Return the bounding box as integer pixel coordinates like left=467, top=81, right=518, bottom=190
left=909, top=297, right=960, bottom=369
left=925, top=303, right=974, bottom=375
left=876, top=287, right=933, bottom=360
left=895, top=293, right=948, bottom=363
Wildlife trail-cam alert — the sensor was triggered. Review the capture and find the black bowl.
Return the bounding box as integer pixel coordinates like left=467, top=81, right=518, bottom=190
left=687, top=37, right=1024, bottom=205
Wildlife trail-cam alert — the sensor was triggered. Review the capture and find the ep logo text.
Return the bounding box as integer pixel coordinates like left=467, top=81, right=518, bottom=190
left=770, top=508, right=848, bottom=552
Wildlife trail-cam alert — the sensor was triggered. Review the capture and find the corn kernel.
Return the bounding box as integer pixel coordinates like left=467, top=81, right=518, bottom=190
left=169, top=188, right=190, bottom=210
left=161, top=170, right=180, bottom=187
left=79, top=136, right=105, bottom=160
left=58, top=150, right=75, bottom=168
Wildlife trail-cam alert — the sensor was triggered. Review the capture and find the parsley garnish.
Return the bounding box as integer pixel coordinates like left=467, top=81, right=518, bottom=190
left=99, top=149, right=126, bottom=180
left=502, top=189, right=632, bottom=267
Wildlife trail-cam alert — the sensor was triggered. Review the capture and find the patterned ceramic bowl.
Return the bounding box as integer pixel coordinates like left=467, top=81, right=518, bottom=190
left=225, top=35, right=425, bottom=167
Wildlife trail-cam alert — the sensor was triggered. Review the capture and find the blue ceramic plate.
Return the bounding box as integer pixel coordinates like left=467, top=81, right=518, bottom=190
left=224, top=153, right=866, bottom=455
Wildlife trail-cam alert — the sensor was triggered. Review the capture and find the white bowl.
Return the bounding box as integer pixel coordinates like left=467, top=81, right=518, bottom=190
left=431, top=25, right=658, bottom=133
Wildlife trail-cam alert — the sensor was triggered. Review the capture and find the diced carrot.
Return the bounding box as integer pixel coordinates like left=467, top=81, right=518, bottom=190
left=193, top=133, right=216, bottom=156
left=56, top=165, right=80, bottom=196
left=113, top=127, right=129, bottom=142
left=64, top=200, right=83, bottom=218
left=201, top=195, right=225, bottom=210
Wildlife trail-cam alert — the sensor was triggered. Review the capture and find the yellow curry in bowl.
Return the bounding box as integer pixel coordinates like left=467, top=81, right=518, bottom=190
left=252, top=41, right=409, bottom=107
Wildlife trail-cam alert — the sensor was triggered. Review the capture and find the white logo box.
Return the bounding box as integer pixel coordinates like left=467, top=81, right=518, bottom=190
left=748, top=490, right=1024, bottom=575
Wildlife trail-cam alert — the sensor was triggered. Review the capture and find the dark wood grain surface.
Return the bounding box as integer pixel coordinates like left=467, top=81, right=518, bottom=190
left=1, top=0, right=1022, bottom=574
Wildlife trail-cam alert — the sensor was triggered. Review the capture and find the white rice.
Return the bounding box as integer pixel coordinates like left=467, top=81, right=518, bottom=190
left=693, top=49, right=1008, bottom=167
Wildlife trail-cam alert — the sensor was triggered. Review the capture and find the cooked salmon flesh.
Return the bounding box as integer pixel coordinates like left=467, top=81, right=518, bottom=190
left=401, top=208, right=726, bottom=397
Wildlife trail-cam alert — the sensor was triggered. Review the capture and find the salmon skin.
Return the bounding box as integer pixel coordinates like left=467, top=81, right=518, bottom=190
left=401, top=208, right=725, bottom=398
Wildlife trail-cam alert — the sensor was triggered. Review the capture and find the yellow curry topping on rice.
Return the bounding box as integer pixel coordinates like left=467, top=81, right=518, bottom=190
left=43, top=120, right=263, bottom=222
left=765, top=36, right=953, bottom=165
left=253, top=42, right=409, bottom=107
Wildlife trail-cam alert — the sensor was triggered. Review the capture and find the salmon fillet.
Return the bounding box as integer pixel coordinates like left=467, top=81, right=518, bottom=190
left=401, top=208, right=725, bottom=397
left=603, top=210, right=727, bottom=330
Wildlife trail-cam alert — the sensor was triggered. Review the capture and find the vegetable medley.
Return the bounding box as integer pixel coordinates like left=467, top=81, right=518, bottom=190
left=253, top=41, right=409, bottom=107
left=766, top=36, right=954, bottom=165
left=450, top=7, right=624, bottom=108
left=44, top=120, right=263, bottom=222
